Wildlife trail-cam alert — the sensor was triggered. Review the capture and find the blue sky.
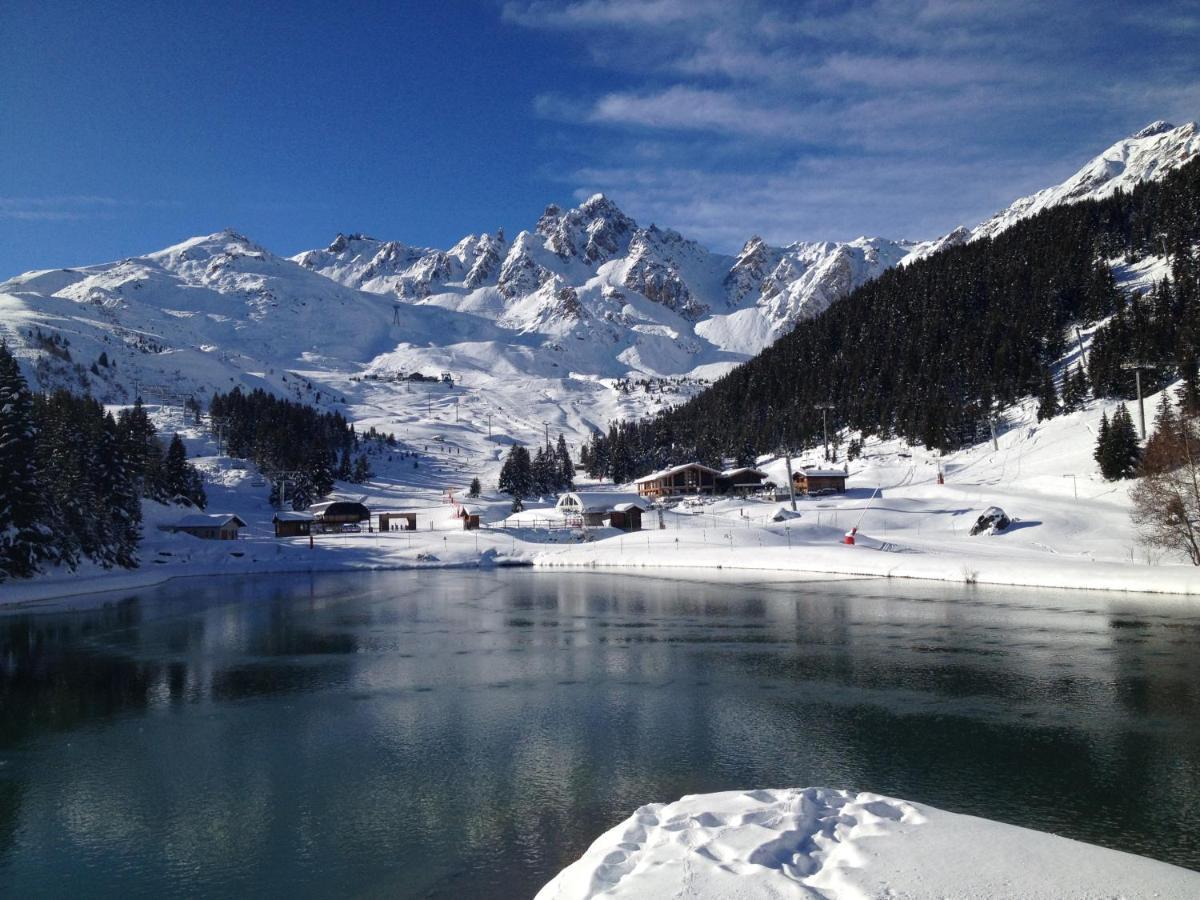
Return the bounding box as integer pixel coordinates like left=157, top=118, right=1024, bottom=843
left=1, top=0, right=1197, bottom=277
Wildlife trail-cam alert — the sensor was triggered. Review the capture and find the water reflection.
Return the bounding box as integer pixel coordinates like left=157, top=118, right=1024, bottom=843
left=1, top=570, right=1200, bottom=897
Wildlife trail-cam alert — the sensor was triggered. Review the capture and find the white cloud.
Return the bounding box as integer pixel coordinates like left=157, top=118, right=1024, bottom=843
left=511, top=0, right=1200, bottom=246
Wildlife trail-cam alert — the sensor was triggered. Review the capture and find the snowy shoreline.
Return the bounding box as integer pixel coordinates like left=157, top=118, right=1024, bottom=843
left=5, top=533, right=1200, bottom=610
left=534, top=787, right=1200, bottom=899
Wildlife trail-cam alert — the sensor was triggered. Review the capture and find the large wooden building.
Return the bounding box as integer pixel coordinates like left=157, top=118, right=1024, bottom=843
left=792, top=467, right=849, bottom=495
left=717, top=467, right=769, bottom=495
left=634, top=463, right=721, bottom=499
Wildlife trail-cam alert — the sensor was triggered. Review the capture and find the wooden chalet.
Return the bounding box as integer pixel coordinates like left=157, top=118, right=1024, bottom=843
left=309, top=499, right=371, bottom=532
left=272, top=511, right=314, bottom=537
left=555, top=492, right=647, bottom=529
left=792, top=467, right=849, bottom=495
left=162, top=513, right=247, bottom=541
left=634, top=462, right=720, bottom=499
left=718, top=467, right=769, bottom=495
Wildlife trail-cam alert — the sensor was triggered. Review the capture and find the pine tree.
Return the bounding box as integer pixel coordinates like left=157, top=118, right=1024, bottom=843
left=162, top=434, right=191, bottom=499
left=352, top=454, right=372, bottom=483
left=1061, top=363, right=1089, bottom=412
left=555, top=434, right=574, bottom=489
left=1097, top=405, right=1142, bottom=480
left=1036, top=370, right=1059, bottom=422
left=468, top=476, right=481, bottom=498
left=498, top=444, right=532, bottom=501
left=1094, top=412, right=1111, bottom=477
left=337, top=447, right=353, bottom=480
left=0, top=344, right=49, bottom=578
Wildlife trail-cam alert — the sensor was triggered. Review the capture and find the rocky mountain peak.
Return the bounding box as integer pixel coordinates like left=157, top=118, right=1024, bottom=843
left=1134, top=120, right=1175, bottom=138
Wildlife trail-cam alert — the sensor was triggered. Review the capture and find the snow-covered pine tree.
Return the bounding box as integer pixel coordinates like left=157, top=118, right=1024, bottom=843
left=0, top=343, right=49, bottom=578
left=162, top=433, right=206, bottom=507
left=97, top=410, right=141, bottom=568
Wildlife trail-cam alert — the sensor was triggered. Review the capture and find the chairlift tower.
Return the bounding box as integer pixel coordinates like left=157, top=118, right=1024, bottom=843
left=1120, top=361, right=1172, bottom=439
left=813, top=403, right=835, bottom=461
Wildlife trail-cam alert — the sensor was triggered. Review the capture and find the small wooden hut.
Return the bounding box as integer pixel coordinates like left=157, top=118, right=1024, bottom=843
left=272, top=511, right=314, bottom=537
left=608, top=502, right=645, bottom=532
left=162, top=514, right=247, bottom=541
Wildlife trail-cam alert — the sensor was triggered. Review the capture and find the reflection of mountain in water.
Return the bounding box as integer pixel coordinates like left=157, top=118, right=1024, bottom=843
left=2, top=571, right=1200, bottom=897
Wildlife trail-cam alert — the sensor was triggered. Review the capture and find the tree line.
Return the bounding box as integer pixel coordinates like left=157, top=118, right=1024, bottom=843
left=498, top=435, right=574, bottom=509
left=208, top=388, right=380, bottom=509
left=621, top=154, right=1200, bottom=463
left=0, top=343, right=205, bottom=580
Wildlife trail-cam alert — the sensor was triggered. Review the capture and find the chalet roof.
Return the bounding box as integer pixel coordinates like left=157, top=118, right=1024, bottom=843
left=634, top=462, right=721, bottom=484
left=612, top=502, right=645, bottom=512
left=309, top=500, right=370, bottom=517
left=801, top=468, right=849, bottom=478
left=273, top=511, right=315, bottom=522
left=556, top=492, right=646, bottom=513
left=720, top=467, right=767, bottom=478
left=175, top=513, right=247, bottom=528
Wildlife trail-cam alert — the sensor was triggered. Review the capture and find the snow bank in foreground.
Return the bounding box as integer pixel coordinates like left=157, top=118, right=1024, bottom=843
left=536, top=788, right=1200, bottom=899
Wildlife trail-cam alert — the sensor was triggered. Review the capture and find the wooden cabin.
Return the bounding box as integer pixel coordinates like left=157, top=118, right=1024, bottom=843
left=378, top=511, right=418, bottom=532
left=792, top=467, right=849, bottom=495
left=162, top=513, right=247, bottom=541
left=718, top=467, right=768, bottom=496
left=555, top=492, right=646, bottom=528
left=272, top=511, right=314, bottom=537
left=634, top=463, right=720, bottom=498
left=452, top=505, right=481, bottom=530
left=309, top=499, right=371, bottom=532
left=608, top=502, right=644, bottom=532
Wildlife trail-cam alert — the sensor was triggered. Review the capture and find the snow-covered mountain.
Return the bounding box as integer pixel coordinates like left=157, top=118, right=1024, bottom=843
left=971, top=120, right=1200, bottom=242
left=2, top=119, right=1194, bottom=443
left=295, top=193, right=917, bottom=350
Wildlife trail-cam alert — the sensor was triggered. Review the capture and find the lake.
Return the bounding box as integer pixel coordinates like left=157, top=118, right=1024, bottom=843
left=2, top=569, right=1199, bottom=897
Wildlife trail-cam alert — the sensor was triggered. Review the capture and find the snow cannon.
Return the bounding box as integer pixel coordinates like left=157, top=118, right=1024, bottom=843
left=843, top=527, right=857, bottom=545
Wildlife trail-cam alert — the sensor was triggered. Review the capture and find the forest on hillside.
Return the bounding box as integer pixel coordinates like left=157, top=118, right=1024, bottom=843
left=584, top=154, right=1200, bottom=474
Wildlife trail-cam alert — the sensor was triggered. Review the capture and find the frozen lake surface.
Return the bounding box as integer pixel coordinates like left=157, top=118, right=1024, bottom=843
left=2, top=569, right=1199, bottom=897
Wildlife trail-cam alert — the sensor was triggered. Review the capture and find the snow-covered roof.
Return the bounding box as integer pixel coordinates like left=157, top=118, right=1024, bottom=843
left=309, top=499, right=370, bottom=516
left=634, top=462, right=721, bottom=484
left=272, top=511, right=315, bottom=522
left=556, top=492, right=646, bottom=513
left=720, top=467, right=767, bottom=478
left=612, top=502, right=645, bottom=512
left=800, top=468, right=848, bottom=478
left=173, top=513, right=247, bottom=528
left=325, top=492, right=368, bottom=504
